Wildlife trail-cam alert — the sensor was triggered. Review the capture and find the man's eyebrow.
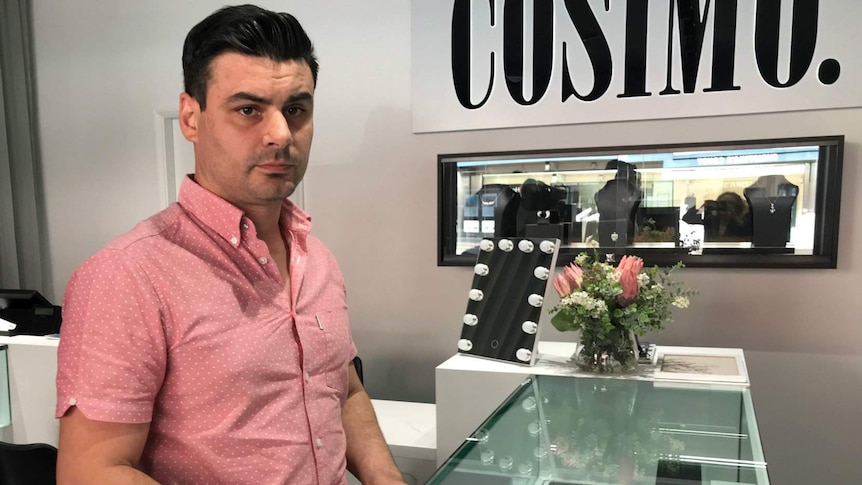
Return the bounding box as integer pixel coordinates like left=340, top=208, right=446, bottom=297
left=286, top=92, right=313, bottom=104
left=225, top=92, right=270, bottom=105
left=225, top=91, right=313, bottom=105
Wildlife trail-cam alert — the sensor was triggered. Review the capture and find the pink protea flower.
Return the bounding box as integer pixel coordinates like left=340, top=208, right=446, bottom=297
left=553, top=263, right=584, bottom=298
left=615, top=255, right=644, bottom=305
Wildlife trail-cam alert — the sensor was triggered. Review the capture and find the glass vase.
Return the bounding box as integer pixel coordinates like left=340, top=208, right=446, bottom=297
left=574, top=325, right=639, bottom=373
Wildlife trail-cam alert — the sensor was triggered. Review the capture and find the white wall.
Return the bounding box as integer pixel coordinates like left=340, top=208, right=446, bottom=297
left=30, top=1, right=862, bottom=483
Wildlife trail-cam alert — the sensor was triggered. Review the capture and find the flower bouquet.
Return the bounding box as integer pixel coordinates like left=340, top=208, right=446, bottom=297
left=550, top=250, right=696, bottom=372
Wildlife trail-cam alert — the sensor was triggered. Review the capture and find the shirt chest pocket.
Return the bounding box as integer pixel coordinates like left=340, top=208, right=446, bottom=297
left=312, top=308, right=352, bottom=394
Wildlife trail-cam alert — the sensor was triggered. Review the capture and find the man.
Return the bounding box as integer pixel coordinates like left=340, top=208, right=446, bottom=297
left=56, top=5, right=406, bottom=484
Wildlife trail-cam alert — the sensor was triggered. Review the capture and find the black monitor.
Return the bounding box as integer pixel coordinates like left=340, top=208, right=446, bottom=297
left=0, top=289, right=61, bottom=336
left=0, top=289, right=53, bottom=309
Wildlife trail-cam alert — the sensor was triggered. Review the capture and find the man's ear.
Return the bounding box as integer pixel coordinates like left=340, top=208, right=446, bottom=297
left=178, top=92, right=201, bottom=143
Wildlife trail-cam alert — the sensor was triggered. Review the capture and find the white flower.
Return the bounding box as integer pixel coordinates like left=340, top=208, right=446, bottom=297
left=562, top=291, right=609, bottom=318
left=574, top=253, right=590, bottom=266
left=672, top=296, right=690, bottom=308
left=637, top=273, right=650, bottom=288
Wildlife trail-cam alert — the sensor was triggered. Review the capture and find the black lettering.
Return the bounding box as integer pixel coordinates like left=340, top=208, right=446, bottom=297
left=704, top=0, right=740, bottom=92
left=451, top=0, right=495, bottom=109
left=754, top=0, right=819, bottom=88
left=618, top=0, right=651, bottom=98
left=561, top=0, right=612, bottom=102
left=503, top=0, right=554, bottom=105
left=661, top=0, right=712, bottom=96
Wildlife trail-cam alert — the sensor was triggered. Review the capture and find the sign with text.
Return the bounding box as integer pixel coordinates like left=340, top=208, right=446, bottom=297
left=412, top=0, right=859, bottom=133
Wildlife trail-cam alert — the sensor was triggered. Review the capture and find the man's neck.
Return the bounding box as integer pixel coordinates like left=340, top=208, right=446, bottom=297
left=243, top=202, right=284, bottom=244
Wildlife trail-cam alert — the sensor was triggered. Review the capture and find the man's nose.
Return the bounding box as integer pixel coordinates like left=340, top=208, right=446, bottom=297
left=263, top=111, right=291, bottom=148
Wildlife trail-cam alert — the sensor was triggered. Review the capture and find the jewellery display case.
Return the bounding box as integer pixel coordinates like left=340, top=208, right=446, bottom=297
left=438, top=136, right=843, bottom=268
left=427, top=374, right=769, bottom=485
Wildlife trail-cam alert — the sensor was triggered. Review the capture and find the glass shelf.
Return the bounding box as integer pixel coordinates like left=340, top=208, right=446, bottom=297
left=428, top=375, right=769, bottom=485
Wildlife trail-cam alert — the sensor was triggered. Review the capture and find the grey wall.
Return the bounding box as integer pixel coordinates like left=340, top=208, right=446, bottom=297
left=30, top=1, right=861, bottom=483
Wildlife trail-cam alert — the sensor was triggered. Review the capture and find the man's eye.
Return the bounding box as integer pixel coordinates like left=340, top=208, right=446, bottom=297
left=238, top=107, right=258, bottom=116
left=286, top=106, right=305, bottom=117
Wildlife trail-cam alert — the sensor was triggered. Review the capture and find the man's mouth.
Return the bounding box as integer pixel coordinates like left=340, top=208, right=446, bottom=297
left=255, top=163, right=294, bottom=174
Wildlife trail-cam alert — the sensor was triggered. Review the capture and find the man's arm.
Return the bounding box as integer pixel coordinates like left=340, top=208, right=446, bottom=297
left=343, top=363, right=406, bottom=485
left=57, top=407, right=159, bottom=485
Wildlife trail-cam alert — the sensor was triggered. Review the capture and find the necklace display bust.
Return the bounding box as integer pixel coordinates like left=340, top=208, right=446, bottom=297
left=743, top=175, right=799, bottom=248
left=595, top=161, right=643, bottom=249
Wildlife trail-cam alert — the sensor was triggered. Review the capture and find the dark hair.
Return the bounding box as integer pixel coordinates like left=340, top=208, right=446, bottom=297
left=182, top=4, right=319, bottom=110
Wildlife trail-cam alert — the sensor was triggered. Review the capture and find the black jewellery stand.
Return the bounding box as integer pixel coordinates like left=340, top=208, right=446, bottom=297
left=595, top=161, right=643, bottom=260
left=743, top=176, right=799, bottom=250
left=518, top=179, right=570, bottom=243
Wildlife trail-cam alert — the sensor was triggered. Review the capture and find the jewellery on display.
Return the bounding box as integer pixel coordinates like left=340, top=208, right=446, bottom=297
left=760, top=189, right=779, bottom=213
left=765, top=195, right=777, bottom=213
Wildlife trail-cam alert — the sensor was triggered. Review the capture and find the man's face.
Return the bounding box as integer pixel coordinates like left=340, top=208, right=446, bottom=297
left=179, top=52, right=314, bottom=208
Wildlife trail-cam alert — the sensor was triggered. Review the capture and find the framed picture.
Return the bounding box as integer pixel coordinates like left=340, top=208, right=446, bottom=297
left=652, top=347, right=749, bottom=385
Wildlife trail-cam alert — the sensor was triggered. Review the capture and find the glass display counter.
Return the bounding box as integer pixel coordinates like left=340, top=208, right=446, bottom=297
left=0, top=344, right=10, bottom=428
left=428, top=375, right=768, bottom=485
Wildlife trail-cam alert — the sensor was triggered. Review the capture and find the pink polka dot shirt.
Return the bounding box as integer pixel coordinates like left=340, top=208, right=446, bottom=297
left=56, top=177, right=357, bottom=484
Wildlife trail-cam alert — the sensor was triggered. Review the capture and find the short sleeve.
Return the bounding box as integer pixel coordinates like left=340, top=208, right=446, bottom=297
left=56, top=248, right=167, bottom=423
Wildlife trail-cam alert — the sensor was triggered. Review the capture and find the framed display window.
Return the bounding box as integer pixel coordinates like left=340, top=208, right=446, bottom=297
left=438, top=136, right=843, bottom=268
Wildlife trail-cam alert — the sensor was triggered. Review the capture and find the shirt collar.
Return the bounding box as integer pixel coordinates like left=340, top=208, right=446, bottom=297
left=177, top=176, right=312, bottom=244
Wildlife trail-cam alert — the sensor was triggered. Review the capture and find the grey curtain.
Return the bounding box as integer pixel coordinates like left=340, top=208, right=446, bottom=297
left=0, top=0, right=48, bottom=295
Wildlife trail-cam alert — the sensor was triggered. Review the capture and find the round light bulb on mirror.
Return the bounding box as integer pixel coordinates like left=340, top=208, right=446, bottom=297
left=480, top=449, right=495, bottom=465
left=463, top=314, right=478, bottom=326
left=521, top=321, right=538, bottom=334
left=457, top=339, right=473, bottom=352
left=479, top=239, right=495, bottom=252
left=533, top=446, right=548, bottom=459
left=498, top=239, right=514, bottom=252
left=539, top=240, right=556, bottom=254
left=518, top=240, right=534, bottom=253
left=516, top=348, right=532, bottom=362
left=473, top=263, right=489, bottom=276
left=533, top=266, right=549, bottom=280
left=468, top=289, right=484, bottom=301
left=527, top=294, right=543, bottom=307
